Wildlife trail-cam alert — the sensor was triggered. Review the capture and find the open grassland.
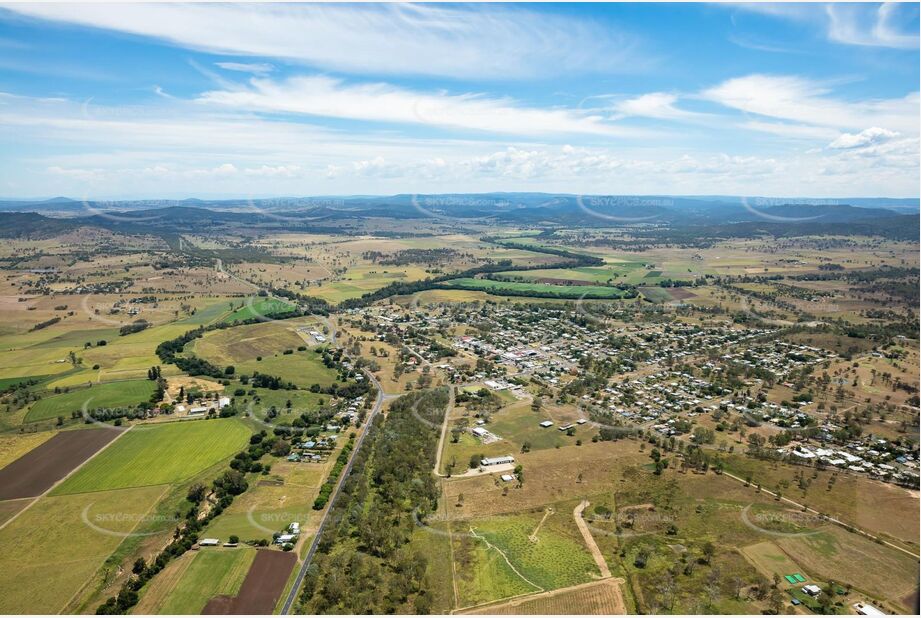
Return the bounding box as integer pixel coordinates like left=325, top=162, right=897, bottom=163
left=25, top=379, right=156, bottom=423
left=0, top=485, right=167, bottom=614
left=204, top=461, right=326, bottom=543
left=0, top=498, right=29, bottom=526
left=136, top=548, right=256, bottom=615
left=193, top=320, right=308, bottom=365
left=741, top=541, right=808, bottom=582
left=0, top=430, right=55, bottom=468
left=443, top=440, right=649, bottom=520
left=237, top=388, right=329, bottom=424
left=721, top=454, right=919, bottom=546
left=777, top=526, right=918, bottom=613
left=443, top=278, right=627, bottom=299
left=53, top=419, right=249, bottom=494
left=311, top=264, right=431, bottom=303
left=193, top=320, right=338, bottom=388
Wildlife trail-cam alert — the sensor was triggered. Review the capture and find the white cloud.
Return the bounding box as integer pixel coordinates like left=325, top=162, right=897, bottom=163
left=197, top=75, right=642, bottom=138
left=828, top=127, right=899, bottom=150
left=614, top=92, right=703, bottom=121
left=732, top=2, right=919, bottom=50
left=2, top=3, right=645, bottom=79
left=215, top=62, right=275, bottom=75
left=702, top=74, right=919, bottom=134
left=826, top=3, right=919, bottom=50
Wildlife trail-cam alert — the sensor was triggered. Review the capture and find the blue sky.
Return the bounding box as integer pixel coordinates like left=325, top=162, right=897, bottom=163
left=0, top=2, right=918, bottom=199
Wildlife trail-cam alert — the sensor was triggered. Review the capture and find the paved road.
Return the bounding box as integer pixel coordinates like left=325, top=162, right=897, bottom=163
left=279, top=369, right=387, bottom=614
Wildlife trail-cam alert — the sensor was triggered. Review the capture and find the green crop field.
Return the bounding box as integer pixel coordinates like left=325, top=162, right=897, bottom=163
left=53, top=418, right=250, bottom=494
left=471, top=510, right=599, bottom=591
left=442, top=278, right=626, bottom=299
left=25, top=379, right=157, bottom=423
left=638, top=287, right=674, bottom=303
left=0, top=485, right=166, bottom=614
left=453, top=530, right=539, bottom=608
left=154, top=548, right=256, bottom=614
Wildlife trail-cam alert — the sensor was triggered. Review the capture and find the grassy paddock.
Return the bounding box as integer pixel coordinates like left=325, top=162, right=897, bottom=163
left=25, top=380, right=157, bottom=423
left=53, top=418, right=250, bottom=494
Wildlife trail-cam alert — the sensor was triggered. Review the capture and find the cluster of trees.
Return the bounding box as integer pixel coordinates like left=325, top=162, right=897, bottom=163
left=299, top=389, right=447, bottom=614
left=313, top=434, right=355, bottom=509
left=155, top=327, right=226, bottom=378
left=119, top=319, right=149, bottom=336
left=29, top=316, right=60, bottom=332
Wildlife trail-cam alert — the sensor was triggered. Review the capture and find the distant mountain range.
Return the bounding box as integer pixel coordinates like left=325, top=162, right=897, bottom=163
left=0, top=193, right=917, bottom=221
left=0, top=194, right=918, bottom=240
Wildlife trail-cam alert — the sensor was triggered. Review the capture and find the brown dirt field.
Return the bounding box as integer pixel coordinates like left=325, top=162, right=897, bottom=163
left=461, top=578, right=626, bottom=615
left=0, top=427, right=122, bottom=500
left=203, top=549, right=297, bottom=615
left=202, top=595, right=234, bottom=614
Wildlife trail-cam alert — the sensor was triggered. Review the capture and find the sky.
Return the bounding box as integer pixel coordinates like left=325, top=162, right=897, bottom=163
left=0, top=1, right=918, bottom=199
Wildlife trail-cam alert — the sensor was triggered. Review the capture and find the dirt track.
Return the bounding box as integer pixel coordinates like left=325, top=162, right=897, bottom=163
left=574, top=500, right=611, bottom=578
left=0, top=427, right=122, bottom=500
left=203, top=549, right=296, bottom=615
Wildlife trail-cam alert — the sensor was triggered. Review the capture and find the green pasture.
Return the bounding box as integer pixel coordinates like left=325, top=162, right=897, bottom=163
left=53, top=418, right=250, bottom=494
left=25, top=379, right=157, bottom=423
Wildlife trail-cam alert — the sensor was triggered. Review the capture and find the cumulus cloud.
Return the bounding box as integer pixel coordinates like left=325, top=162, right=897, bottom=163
left=828, top=127, right=899, bottom=149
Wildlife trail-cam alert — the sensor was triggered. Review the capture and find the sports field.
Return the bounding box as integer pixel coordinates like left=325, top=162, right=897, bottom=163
left=25, top=379, right=157, bottom=423
left=52, top=419, right=250, bottom=494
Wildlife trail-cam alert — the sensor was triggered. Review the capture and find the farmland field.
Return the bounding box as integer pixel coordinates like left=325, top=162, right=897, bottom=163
left=53, top=419, right=250, bottom=494
left=470, top=509, right=600, bottom=591
left=463, top=579, right=625, bottom=615
left=136, top=548, right=256, bottom=615
left=223, top=297, right=296, bottom=323
left=0, top=485, right=167, bottom=614
left=0, top=430, right=55, bottom=468
left=25, top=379, right=157, bottom=423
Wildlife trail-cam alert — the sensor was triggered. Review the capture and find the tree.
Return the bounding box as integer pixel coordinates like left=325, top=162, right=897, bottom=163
left=131, top=558, right=146, bottom=575
left=701, top=541, right=715, bottom=565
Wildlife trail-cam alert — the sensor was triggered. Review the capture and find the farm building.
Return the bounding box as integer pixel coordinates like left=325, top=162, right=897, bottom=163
left=481, top=455, right=515, bottom=467
left=199, top=538, right=220, bottom=547
left=500, top=474, right=515, bottom=482
left=854, top=602, right=885, bottom=616
left=802, top=585, right=822, bottom=597
left=539, top=420, right=554, bottom=428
